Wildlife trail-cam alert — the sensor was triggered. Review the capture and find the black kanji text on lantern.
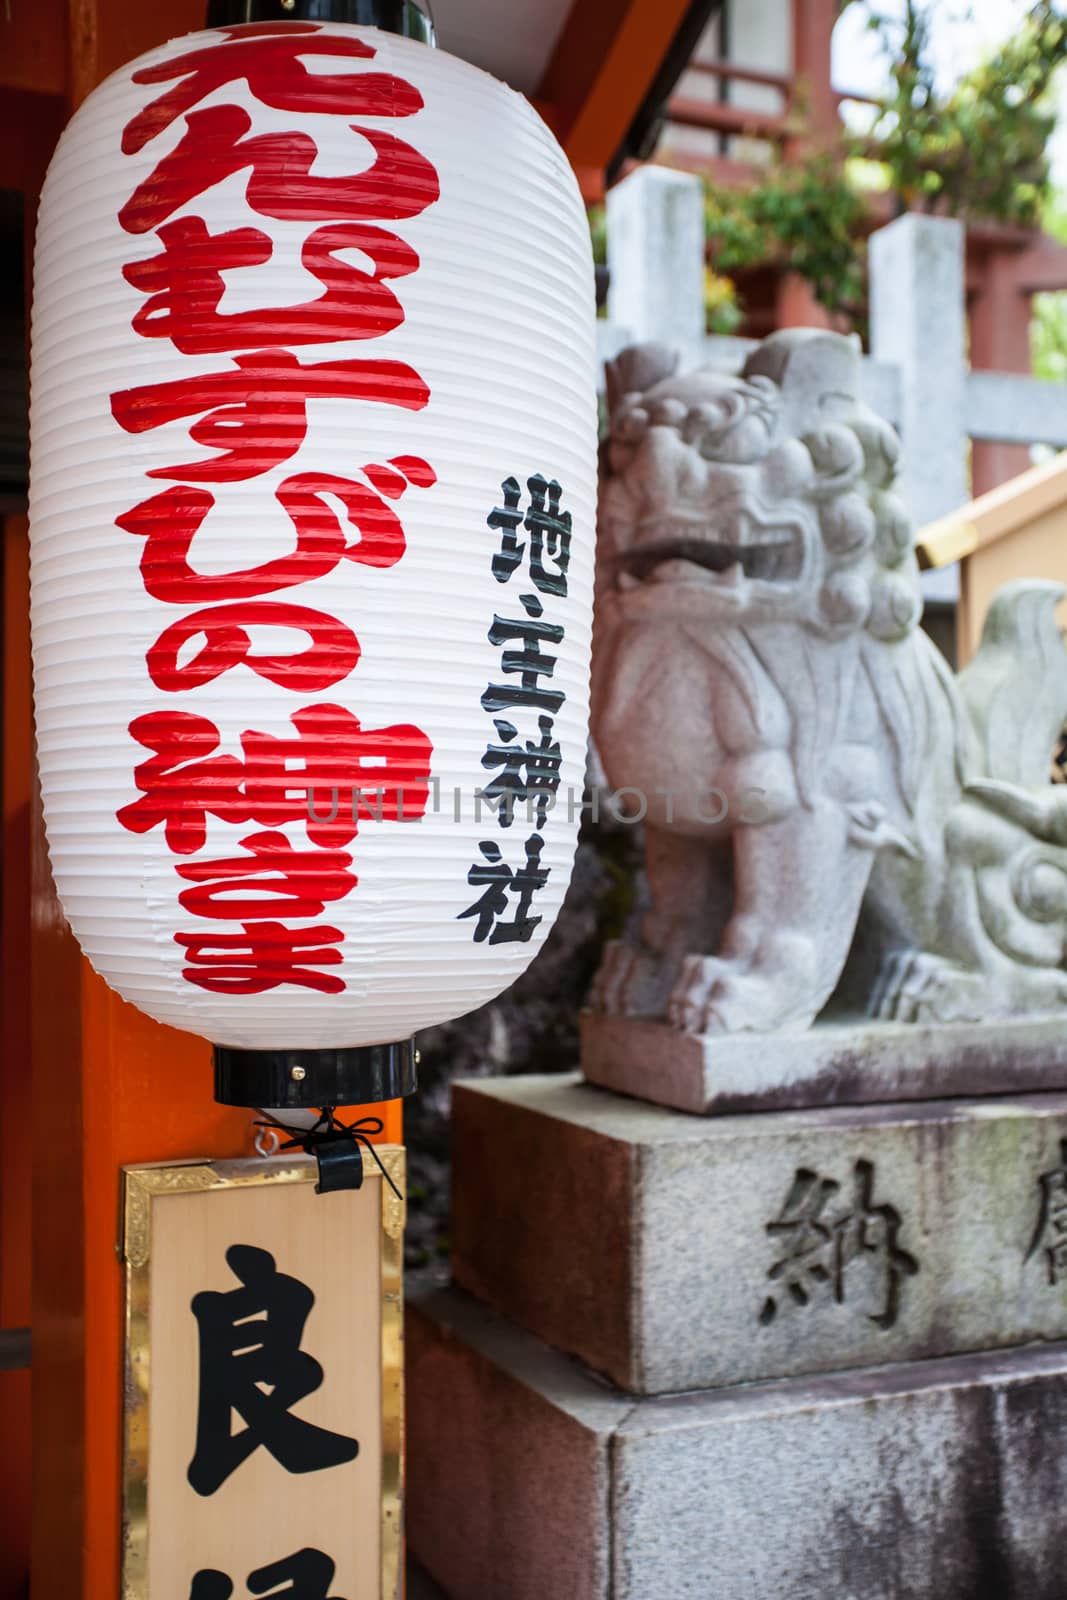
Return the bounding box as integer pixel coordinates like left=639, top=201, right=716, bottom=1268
left=460, top=474, right=571, bottom=943
left=488, top=472, right=572, bottom=597
left=187, top=1243, right=358, bottom=1495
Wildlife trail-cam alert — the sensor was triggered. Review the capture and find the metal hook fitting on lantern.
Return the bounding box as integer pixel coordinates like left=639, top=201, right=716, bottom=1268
left=255, top=1108, right=408, bottom=1194
left=205, top=0, right=435, bottom=42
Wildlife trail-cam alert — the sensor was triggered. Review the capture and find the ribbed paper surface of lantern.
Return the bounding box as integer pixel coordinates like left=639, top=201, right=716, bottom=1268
left=30, top=22, right=597, bottom=1049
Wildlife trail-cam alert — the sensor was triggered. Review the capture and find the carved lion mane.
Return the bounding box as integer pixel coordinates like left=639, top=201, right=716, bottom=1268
left=592, top=331, right=1067, bottom=1035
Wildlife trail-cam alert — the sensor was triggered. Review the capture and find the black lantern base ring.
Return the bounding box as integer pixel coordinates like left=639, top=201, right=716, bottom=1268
left=214, top=1039, right=417, bottom=1109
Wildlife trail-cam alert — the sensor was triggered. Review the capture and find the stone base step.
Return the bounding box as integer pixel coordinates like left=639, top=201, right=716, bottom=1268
left=407, top=1285, right=1067, bottom=1600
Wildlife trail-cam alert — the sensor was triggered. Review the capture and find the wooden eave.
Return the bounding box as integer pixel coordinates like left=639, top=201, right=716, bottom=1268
left=0, top=0, right=721, bottom=202
left=918, top=450, right=1067, bottom=569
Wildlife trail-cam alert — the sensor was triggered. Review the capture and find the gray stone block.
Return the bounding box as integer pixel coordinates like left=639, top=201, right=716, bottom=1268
left=406, top=1287, right=630, bottom=1600
left=452, top=1073, right=1067, bottom=1394
left=581, top=1010, right=1067, bottom=1116
left=408, top=1287, right=1067, bottom=1600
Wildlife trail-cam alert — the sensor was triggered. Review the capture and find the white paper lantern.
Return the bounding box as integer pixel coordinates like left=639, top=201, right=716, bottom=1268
left=29, top=19, right=597, bottom=1079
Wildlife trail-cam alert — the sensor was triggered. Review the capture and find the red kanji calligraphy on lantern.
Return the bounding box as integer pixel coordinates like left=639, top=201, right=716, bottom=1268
left=118, top=709, right=250, bottom=854
left=118, top=705, right=433, bottom=854
left=111, top=348, right=430, bottom=482
left=118, top=459, right=434, bottom=601
left=175, top=920, right=347, bottom=995
left=146, top=599, right=361, bottom=694
left=118, top=105, right=441, bottom=235
left=175, top=829, right=356, bottom=919
left=122, top=24, right=423, bottom=154
left=124, top=217, right=420, bottom=355
left=30, top=13, right=599, bottom=1049
left=242, top=702, right=432, bottom=846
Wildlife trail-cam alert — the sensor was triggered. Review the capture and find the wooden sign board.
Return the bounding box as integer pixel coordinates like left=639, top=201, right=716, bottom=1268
left=121, top=1152, right=404, bottom=1600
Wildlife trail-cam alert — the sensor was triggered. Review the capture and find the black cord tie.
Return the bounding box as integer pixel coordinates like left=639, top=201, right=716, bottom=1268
left=255, top=1107, right=404, bottom=1198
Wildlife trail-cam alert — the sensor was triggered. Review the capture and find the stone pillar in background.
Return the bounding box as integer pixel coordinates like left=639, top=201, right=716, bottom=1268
left=606, top=166, right=707, bottom=360
left=870, top=211, right=968, bottom=603
left=869, top=211, right=968, bottom=527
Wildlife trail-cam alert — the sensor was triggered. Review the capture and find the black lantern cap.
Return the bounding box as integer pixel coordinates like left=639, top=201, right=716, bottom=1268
left=214, top=1039, right=417, bottom=1108
left=205, top=0, right=435, bottom=43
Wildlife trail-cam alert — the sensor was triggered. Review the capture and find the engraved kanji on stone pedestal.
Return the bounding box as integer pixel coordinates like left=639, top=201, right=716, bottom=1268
left=448, top=1076, right=1067, bottom=1395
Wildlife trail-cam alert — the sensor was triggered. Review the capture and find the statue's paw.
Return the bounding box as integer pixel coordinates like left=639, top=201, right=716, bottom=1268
left=698, top=973, right=773, bottom=1035
left=700, top=970, right=811, bottom=1034
left=666, top=959, right=797, bottom=1035
left=872, top=950, right=984, bottom=1025
left=668, top=934, right=822, bottom=1035
left=592, top=940, right=675, bottom=1016
left=870, top=949, right=914, bottom=1021
left=590, top=939, right=641, bottom=1015
left=666, top=955, right=726, bottom=1033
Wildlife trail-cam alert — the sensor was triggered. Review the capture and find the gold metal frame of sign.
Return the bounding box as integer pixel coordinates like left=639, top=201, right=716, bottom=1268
left=120, top=1149, right=405, bottom=1600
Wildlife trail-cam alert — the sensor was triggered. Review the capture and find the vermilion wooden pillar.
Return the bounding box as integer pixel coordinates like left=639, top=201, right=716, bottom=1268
left=31, top=909, right=401, bottom=1600
left=777, top=0, right=838, bottom=331
left=2, top=82, right=66, bottom=1596
left=970, top=247, right=1033, bottom=497
left=791, top=0, right=837, bottom=138
left=2, top=519, right=33, bottom=1594
left=28, top=7, right=401, bottom=1595
left=30, top=728, right=402, bottom=1600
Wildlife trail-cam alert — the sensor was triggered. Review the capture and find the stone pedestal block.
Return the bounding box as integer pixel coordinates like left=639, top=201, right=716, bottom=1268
left=581, top=1010, right=1067, bottom=1116
left=451, top=1074, right=1067, bottom=1395
left=408, top=1287, right=1067, bottom=1600
left=406, top=1288, right=629, bottom=1600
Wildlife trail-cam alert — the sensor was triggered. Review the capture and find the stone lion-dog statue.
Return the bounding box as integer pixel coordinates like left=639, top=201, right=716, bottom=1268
left=591, top=329, right=1067, bottom=1035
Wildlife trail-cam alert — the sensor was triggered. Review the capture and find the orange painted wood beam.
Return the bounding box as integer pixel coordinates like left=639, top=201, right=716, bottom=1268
left=1008, top=236, right=1067, bottom=294
left=687, top=56, right=794, bottom=95
left=666, top=95, right=791, bottom=141
left=539, top=0, right=698, bottom=175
